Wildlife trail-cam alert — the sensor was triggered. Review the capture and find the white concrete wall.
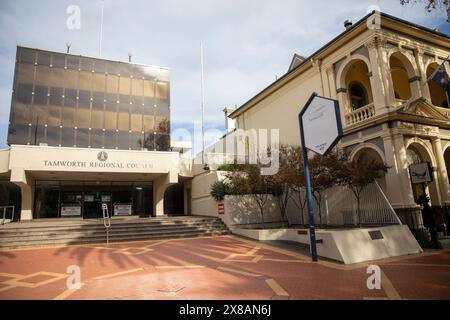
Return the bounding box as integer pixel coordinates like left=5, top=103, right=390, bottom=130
left=222, top=195, right=282, bottom=227
left=233, top=225, right=423, bottom=264
left=0, top=148, right=10, bottom=174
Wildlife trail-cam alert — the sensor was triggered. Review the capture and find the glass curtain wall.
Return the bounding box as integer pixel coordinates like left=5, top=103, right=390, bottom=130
left=8, top=47, right=171, bottom=151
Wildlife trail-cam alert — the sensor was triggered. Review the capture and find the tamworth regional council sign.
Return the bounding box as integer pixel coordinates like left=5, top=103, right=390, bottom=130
left=298, top=92, right=343, bottom=262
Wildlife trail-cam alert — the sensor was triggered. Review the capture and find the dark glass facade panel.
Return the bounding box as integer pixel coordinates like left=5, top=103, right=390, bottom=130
left=8, top=124, right=30, bottom=145
left=90, top=129, right=103, bottom=148
left=64, top=89, right=77, bottom=107
left=9, top=47, right=171, bottom=151
left=61, top=127, right=75, bottom=147
left=76, top=128, right=89, bottom=148
left=17, top=83, right=33, bottom=104
left=104, top=130, right=117, bottom=149
left=37, top=51, right=51, bottom=66
left=47, top=126, right=61, bottom=146
left=50, top=87, right=63, bottom=106
left=93, top=59, right=107, bottom=73
left=19, top=48, right=36, bottom=64
left=52, top=54, right=65, bottom=68
left=130, top=132, right=143, bottom=150
left=34, top=86, right=48, bottom=105
left=80, top=57, right=93, bottom=72
left=118, top=131, right=130, bottom=150
left=66, top=56, right=79, bottom=70
left=78, top=90, right=91, bottom=109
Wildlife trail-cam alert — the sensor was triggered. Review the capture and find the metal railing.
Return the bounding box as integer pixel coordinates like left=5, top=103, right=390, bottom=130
left=1, top=206, right=15, bottom=225
left=102, top=203, right=111, bottom=245
left=286, top=181, right=402, bottom=227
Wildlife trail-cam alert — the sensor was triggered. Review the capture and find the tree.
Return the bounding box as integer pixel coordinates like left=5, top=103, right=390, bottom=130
left=309, top=151, right=345, bottom=227
left=271, top=145, right=301, bottom=226
left=226, top=164, right=273, bottom=229
left=400, top=0, right=450, bottom=22
left=338, top=158, right=389, bottom=227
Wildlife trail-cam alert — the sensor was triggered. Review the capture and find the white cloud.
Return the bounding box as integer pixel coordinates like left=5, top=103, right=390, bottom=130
left=0, top=0, right=447, bottom=149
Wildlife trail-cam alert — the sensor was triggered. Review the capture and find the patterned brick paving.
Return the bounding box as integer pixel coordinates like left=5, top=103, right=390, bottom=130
left=0, top=236, right=449, bottom=300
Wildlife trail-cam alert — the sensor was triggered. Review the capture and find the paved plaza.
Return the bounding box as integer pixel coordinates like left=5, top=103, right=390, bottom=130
left=0, top=236, right=449, bottom=300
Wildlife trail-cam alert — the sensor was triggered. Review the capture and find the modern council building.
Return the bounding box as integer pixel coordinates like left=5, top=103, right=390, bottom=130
left=0, top=47, right=193, bottom=221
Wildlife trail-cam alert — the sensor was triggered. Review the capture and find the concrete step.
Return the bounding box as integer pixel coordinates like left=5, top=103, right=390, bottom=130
left=0, top=230, right=231, bottom=249
left=0, top=221, right=226, bottom=238
left=0, top=225, right=229, bottom=242
left=0, top=216, right=230, bottom=249
left=0, top=217, right=222, bottom=231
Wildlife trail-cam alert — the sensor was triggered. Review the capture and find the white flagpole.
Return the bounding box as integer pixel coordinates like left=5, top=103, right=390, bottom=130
left=200, top=41, right=206, bottom=166
left=99, top=0, right=105, bottom=57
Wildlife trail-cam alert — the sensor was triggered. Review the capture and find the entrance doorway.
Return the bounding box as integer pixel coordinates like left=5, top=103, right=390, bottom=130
left=34, top=181, right=153, bottom=219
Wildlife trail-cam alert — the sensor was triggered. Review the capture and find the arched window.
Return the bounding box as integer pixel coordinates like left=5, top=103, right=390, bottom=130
left=427, top=63, right=449, bottom=108
left=406, top=146, right=422, bottom=166
left=349, top=82, right=369, bottom=110
left=390, top=55, right=412, bottom=101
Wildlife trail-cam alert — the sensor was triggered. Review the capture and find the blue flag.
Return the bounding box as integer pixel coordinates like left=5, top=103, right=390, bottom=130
left=432, top=65, right=450, bottom=104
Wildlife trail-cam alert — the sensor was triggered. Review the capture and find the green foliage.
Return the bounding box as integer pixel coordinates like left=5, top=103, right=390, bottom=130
left=210, top=181, right=229, bottom=202
left=217, top=164, right=234, bottom=172
left=400, top=0, right=449, bottom=21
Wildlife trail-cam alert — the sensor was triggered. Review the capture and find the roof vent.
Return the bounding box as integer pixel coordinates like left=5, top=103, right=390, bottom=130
left=344, top=19, right=353, bottom=30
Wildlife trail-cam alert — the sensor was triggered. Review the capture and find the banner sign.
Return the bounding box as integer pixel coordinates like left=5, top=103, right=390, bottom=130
left=410, top=162, right=433, bottom=184
left=114, top=204, right=132, bottom=216
left=61, top=205, right=82, bottom=217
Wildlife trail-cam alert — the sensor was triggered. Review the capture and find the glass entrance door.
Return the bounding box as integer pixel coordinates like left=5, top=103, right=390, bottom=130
left=83, top=188, right=112, bottom=219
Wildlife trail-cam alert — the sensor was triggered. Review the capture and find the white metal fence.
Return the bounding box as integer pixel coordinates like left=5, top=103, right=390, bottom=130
left=286, top=181, right=401, bottom=227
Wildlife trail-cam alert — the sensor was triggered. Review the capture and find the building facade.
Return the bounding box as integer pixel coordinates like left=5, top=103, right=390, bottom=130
left=1, top=47, right=192, bottom=221
left=218, top=12, right=450, bottom=241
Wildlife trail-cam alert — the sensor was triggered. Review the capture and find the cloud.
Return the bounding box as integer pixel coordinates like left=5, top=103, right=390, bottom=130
left=0, top=0, right=447, bottom=149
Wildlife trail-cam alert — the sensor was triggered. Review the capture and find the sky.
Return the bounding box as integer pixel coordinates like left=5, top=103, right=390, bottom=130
left=0, top=0, right=448, bottom=154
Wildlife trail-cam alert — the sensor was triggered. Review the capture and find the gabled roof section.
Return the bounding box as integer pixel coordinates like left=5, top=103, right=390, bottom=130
left=288, top=54, right=306, bottom=72
left=397, top=97, right=450, bottom=121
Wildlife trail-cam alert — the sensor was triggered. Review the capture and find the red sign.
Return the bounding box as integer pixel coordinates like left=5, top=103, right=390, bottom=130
left=218, top=203, right=225, bottom=215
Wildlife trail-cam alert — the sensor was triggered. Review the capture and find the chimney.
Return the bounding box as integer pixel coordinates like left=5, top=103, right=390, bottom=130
left=344, top=19, right=353, bottom=30
left=223, top=107, right=236, bottom=133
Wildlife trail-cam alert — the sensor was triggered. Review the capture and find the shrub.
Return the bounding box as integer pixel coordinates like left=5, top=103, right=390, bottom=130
left=210, top=181, right=229, bottom=202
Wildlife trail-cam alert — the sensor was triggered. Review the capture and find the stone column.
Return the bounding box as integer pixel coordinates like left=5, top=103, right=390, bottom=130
left=432, top=137, right=450, bottom=204
left=414, top=48, right=431, bottom=102
left=153, top=171, right=178, bottom=217
left=365, top=38, right=388, bottom=114
left=10, top=167, right=34, bottom=221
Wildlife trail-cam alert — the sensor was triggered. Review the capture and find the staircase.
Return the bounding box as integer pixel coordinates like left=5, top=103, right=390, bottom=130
left=0, top=216, right=230, bottom=249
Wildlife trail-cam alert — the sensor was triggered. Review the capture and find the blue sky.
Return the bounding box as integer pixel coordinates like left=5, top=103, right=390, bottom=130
left=0, top=0, right=448, bottom=154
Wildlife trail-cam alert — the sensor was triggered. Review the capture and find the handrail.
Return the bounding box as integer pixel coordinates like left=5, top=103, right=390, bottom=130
left=1, top=206, right=15, bottom=225
left=102, top=203, right=111, bottom=245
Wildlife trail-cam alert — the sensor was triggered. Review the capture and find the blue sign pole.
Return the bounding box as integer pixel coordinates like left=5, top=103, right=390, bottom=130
left=300, top=126, right=318, bottom=262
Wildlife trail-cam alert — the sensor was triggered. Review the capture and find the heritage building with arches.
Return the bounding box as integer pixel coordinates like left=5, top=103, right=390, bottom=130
left=227, top=12, right=450, bottom=240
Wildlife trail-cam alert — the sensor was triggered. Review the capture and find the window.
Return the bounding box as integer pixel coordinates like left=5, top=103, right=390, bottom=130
left=34, top=86, right=48, bottom=105
left=349, top=83, right=368, bottom=110
left=66, top=56, right=79, bottom=70
left=64, top=89, right=77, bottom=108
left=50, top=87, right=63, bottom=106
left=17, top=83, right=33, bottom=104
left=78, top=90, right=91, bottom=109
left=52, top=54, right=65, bottom=68
left=37, top=52, right=51, bottom=66
left=19, top=48, right=36, bottom=64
